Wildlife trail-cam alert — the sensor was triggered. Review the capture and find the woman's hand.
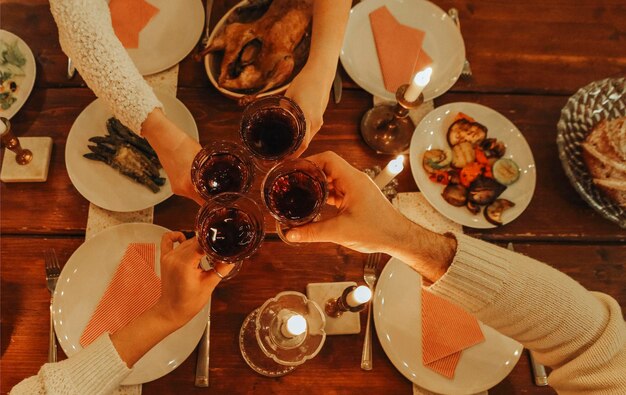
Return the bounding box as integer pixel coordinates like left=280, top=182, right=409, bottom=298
left=285, top=64, right=332, bottom=156
left=153, top=232, right=230, bottom=328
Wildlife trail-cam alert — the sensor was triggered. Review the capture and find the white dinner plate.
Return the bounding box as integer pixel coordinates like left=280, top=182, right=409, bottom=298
left=125, top=0, right=205, bottom=75
left=410, top=102, right=537, bottom=229
left=65, top=90, right=198, bottom=212
left=374, top=258, right=523, bottom=394
left=340, top=0, right=464, bottom=102
left=0, top=29, right=36, bottom=119
left=52, top=223, right=210, bottom=385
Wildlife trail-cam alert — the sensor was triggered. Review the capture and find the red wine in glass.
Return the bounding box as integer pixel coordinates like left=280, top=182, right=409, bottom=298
left=192, top=141, right=254, bottom=201
left=262, top=159, right=328, bottom=244
left=240, top=96, right=306, bottom=164
left=196, top=193, right=264, bottom=279
left=265, top=170, right=325, bottom=224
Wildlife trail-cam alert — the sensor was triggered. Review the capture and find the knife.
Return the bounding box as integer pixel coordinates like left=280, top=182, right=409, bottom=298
left=201, top=0, right=214, bottom=48
left=194, top=296, right=211, bottom=387
left=332, top=69, right=342, bottom=104
left=506, top=242, right=549, bottom=387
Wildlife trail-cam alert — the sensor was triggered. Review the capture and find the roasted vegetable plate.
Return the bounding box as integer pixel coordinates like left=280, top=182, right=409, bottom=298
left=409, top=103, right=536, bottom=229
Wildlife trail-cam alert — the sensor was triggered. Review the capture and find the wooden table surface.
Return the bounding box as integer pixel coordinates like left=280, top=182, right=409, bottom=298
left=1, top=0, right=625, bottom=394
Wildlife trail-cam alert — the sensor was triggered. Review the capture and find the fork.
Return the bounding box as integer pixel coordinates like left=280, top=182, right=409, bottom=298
left=45, top=249, right=61, bottom=363
left=361, top=252, right=381, bottom=370
left=447, top=8, right=472, bottom=78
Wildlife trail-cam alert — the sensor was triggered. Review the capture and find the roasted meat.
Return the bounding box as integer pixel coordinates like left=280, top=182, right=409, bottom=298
left=207, top=0, right=313, bottom=94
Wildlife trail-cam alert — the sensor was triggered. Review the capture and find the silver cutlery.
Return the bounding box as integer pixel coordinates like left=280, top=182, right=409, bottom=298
left=195, top=296, right=212, bottom=387
left=506, top=243, right=548, bottom=386
left=447, top=8, right=472, bottom=78
left=194, top=0, right=214, bottom=61
left=45, top=249, right=61, bottom=363
left=67, top=58, right=76, bottom=79
left=361, top=252, right=381, bottom=370
left=332, top=69, right=343, bottom=104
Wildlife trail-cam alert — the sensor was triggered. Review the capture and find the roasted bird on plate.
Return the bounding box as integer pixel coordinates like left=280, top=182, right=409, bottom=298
left=205, top=0, right=312, bottom=97
left=84, top=118, right=165, bottom=193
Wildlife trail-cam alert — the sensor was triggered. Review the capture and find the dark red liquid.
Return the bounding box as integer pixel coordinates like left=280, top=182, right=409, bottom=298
left=242, top=108, right=297, bottom=158
left=200, top=207, right=259, bottom=258
left=265, top=170, right=325, bottom=222
left=197, top=153, right=249, bottom=195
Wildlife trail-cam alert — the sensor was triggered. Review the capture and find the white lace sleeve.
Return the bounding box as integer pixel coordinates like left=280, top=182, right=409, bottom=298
left=49, top=0, right=162, bottom=135
left=10, top=334, right=131, bottom=395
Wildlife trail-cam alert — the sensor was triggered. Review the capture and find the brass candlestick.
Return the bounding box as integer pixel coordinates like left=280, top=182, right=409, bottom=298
left=325, top=285, right=369, bottom=318
left=0, top=117, right=32, bottom=165
left=360, top=85, right=424, bottom=154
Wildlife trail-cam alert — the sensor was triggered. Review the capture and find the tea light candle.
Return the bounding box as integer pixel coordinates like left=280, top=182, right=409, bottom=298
left=345, top=285, right=372, bottom=308
left=373, top=155, right=404, bottom=189
left=280, top=313, right=307, bottom=338
left=404, top=67, right=433, bottom=102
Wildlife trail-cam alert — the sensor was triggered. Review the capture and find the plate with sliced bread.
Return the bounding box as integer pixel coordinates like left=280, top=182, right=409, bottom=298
left=557, top=77, right=626, bottom=228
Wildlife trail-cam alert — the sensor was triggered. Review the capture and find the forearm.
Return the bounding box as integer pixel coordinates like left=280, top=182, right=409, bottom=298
left=304, top=0, right=352, bottom=85
left=111, top=303, right=183, bottom=368
left=49, top=0, right=161, bottom=134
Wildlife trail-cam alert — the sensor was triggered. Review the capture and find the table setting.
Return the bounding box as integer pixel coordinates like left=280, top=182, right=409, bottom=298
left=1, top=0, right=626, bottom=394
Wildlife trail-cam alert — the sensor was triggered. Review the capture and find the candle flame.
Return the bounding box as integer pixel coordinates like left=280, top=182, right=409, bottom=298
left=389, top=155, right=405, bottom=175
left=353, top=285, right=373, bottom=304
left=412, top=67, right=433, bottom=87
left=286, top=314, right=307, bottom=336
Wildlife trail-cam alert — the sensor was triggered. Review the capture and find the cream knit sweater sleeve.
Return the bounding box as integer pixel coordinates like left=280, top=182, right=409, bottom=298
left=10, top=334, right=131, bottom=395
left=429, top=233, right=626, bottom=394
left=48, top=0, right=162, bottom=134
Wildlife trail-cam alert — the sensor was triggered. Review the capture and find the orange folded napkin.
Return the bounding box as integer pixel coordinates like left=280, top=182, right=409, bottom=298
left=369, top=6, right=433, bottom=93
left=421, top=289, right=485, bottom=378
left=80, top=243, right=161, bottom=347
left=109, top=0, right=160, bottom=48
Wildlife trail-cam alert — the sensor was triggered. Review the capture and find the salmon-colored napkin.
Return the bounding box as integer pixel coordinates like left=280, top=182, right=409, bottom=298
left=109, top=0, right=160, bottom=48
left=80, top=243, right=160, bottom=347
left=369, top=6, right=433, bottom=93
left=421, top=289, right=485, bottom=378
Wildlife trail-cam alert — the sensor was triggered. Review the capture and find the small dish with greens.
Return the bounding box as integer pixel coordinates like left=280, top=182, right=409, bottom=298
left=0, top=30, right=36, bottom=119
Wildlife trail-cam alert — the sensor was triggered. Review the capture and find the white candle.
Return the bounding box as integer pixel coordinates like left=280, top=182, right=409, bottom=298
left=373, top=155, right=404, bottom=189
left=280, top=313, right=307, bottom=338
left=404, top=67, right=433, bottom=102
left=345, top=285, right=372, bottom=308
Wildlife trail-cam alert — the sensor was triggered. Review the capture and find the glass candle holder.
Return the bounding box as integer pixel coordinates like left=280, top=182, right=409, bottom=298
left=191, top=140, right=255, bottom=201
left=261, top=158, right=328, bottom=245
left=195, top=192, right=265, bottom=280
left=239, top=291, right=326, bottom=377
left=239, top=95, right=306, bottom=169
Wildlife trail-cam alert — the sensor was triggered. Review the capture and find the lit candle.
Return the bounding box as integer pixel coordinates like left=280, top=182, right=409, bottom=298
left=345, top=285, right=372, bottom=308
left=280, top=313, right=307, bottom=338
left=373, top=155, right=404, bottom=189
left=404, top=67, right=433, bottom=102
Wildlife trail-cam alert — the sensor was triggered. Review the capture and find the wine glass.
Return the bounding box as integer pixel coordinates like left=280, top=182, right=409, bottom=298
left=261, top=158, right=328, bottom=245
left=239, top=95, right=306, bottom=169
left=191, top=140, right=255, bottom=201
left=195, top=192, right=265, bottom=280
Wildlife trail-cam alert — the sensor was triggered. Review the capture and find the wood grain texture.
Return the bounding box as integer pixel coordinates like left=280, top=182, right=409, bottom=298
left=2, top=88, right=625, bottom=240
left=0, top=0, right=624, bottom=94
left=4, top=237, right=624, bottom=394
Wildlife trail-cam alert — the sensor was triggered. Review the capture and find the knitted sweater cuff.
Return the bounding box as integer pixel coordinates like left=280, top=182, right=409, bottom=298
left=44, top=333, right=131, bottom=394
left=428, top=233, right=510, bottom=313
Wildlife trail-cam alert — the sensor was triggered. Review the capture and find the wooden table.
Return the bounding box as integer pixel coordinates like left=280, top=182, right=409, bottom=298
left=1, top=1, right=625, bottom=394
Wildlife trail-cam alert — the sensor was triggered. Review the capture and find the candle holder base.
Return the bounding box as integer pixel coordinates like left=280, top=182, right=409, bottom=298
left=239, top=308, right=297, bottom=377
left=306, top=282, right=361, bottom=335
left=1, top=137, right=52, bottom=183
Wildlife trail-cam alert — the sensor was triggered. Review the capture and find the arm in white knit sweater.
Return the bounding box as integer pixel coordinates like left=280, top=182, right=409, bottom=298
left=48, top=0, right=205, bottom=204
left=285, top=152, right=626, bottom=394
